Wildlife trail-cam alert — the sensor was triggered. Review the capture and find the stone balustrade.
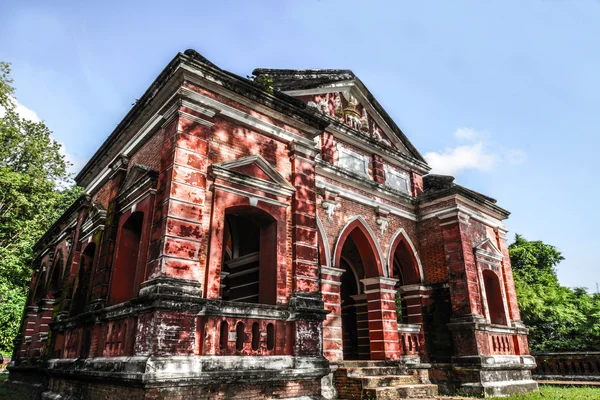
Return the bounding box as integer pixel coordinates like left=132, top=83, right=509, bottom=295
left=533, top=352, right=600, bottom=381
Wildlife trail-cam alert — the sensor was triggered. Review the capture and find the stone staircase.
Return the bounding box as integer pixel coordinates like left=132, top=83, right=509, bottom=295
left=334, top=361, right=438, bottom=399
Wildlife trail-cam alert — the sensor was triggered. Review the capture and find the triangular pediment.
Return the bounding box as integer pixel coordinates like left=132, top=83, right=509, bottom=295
left=252, top=68, right=426, bottom=164
left=211, top=155, right=296, bottom=197
left=119, top=165, right=159, bottom=195
left=473, top=238, right=504, bottom=261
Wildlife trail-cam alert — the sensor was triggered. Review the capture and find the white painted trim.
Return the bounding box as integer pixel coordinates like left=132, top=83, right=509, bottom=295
left=180, top=86, right=315, bottom=148
left=383, top=165, right=411, bottom=195
left=316, top=179, right=417, bottom=221
left=420, top=203, right=506, bottom=230
left=387, top=228, right=425, bottom=284
left=336, top=143, right=370, bottom=177
left=212, top=183, right=289, bottom=207
left=316, top=215, right=331, bottom=269
left=333, top=215, right=388, bottom=277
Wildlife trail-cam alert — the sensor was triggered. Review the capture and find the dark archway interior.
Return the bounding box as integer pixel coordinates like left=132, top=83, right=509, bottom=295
left=71, top=243, right=96, bottom=316
left=49, top=253, right=64, bottom=297
left=392, top=239, right=420, bottom=324
left=483, top=270, right=507, bottom=325
left=221, top=207, right=277, bottom=305
left=110, top=212, right=143, bottom=305
left=340, top=234, right=370, bottom=360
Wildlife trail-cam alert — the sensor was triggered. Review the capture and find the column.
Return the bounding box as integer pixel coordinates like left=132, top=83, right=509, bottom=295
left=362, top=277, right=401, bottom=361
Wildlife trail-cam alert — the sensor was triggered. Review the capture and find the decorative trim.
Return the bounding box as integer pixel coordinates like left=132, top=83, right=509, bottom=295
left=387, top=228, right=424, bottom=283
left=316, top=216, right=331, bottom=268
left=211, top=155, right=296, bottom=198
left=361, top=277, right=399, bottom=286
left=473, top=238, right=504, bottom=261
left=336, top=144, right=370, bottom=178
left=383, top=165, right=411, bottom=195
left=212, top=183, right=290, bottom=208
left=332, top=215, right=388, bottom=277
left=316, top=179, right=417, bottom=222
left=180, top=86, right=316, bottom=148
left=321, top=266, right=345, bottom=277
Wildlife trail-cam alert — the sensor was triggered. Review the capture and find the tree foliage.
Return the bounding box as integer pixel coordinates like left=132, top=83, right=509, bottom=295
left=0, top=62, right=83, bottom=354
left=510, top=234, right=600, bottom=352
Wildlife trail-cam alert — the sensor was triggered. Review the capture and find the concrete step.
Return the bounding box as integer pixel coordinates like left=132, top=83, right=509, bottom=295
left=361, top=384, right=438, bottom=399
left=360, top=374, right=419, bottom=388
left=344, top=366, right=416, bottom=377
left=341, top=360, right=397, bottom=368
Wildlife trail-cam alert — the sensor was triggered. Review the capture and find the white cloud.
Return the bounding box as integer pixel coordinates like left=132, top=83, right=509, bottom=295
left=425, top=127, right=526, bottom=176
left=425, top=142, right=496, bottom=175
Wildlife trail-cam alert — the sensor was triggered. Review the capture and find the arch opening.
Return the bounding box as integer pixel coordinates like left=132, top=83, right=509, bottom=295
left=483, top=270, right=507, bottom=325
left=48, top=252, right=65, bottom=298
left=391, top=238, right=421, bottom=325
left=71, top=243, right=96, bottom=316
left=110, top=212, right=144, bottom=305
left=220, top=206, right=277, bottom=305
left=339, top=233, right=372, bottom=360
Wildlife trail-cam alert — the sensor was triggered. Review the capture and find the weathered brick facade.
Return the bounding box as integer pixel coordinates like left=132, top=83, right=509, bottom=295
left=8, top=50, right=537, bottom=399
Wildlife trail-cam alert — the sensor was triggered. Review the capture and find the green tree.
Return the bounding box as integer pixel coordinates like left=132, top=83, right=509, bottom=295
left=509, top=234, right=600, bottom=352
left=0, top=62, right=82, bottom=354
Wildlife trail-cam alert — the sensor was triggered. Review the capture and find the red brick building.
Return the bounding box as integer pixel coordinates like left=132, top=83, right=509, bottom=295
left=8, top=50, right=537, bottom=399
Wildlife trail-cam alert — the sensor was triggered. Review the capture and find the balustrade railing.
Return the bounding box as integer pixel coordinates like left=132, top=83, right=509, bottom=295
left=398, top=323, right=422, bottom=356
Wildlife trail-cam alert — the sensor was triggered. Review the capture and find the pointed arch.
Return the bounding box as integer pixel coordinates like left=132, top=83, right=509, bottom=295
left=387, top=228, right=424, bottom=284
left=316, top=215, right=331, bottom=268
left=333, top=215, right=386, bottom=277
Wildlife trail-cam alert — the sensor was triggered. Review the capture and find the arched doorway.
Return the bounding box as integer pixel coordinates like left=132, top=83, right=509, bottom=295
left=220, top=206, right=277, bottom=305
left=110, top=211, right=144, bottom=305
left=483, top=270, right=507, bottom=325
left=339, top=250, right=367, bottom=360
left=390, top=236, right=421, bottom=325
left=334, top=218, right=386, bottom=361
left=71, top=243, right=96, bottom=316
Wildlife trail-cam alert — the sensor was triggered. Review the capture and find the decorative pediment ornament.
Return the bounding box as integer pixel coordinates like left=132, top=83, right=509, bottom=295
left=210, top=155, right=296, bottom=198
left=116, top=165, right=159, bottom=212
left=473, top=238, right=504, bottom=262
left=319, top=187, right=340, bottom=220
left=375, top=206, right=390, bottom=234
left=79, top=203, right=107, bottom=242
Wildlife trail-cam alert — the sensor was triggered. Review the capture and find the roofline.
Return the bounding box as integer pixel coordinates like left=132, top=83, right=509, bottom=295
left=75, top=51, right=332, bottom=187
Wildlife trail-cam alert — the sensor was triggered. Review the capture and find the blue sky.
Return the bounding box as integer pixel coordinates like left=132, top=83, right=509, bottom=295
left=1, top=1, right=598, bottom=289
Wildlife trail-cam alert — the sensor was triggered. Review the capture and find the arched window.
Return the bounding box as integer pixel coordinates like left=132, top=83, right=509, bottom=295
left=483, top=270, right=507, bottom=325
left=251, top=322, right=259, bottom=351
left=49, top=252, right=65, bottom=297
left=219, top=321, right=229, bottom=351
left=220, top=207, right=277, bottom=305
left=266, top=323, right=275, bottom=351
left=236, top=322, right=245, bottom=351
left=33, top=266, right=47, bottom=302
left=110, top=212, right=144, bottom=305
left=71, top=243, right=96, bottom=316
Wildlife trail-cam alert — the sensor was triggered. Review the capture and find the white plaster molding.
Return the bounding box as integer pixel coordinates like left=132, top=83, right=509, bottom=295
left=316, top=179, right=417, bottom=222
left=333, top=215, right=388, bottom=277
left=316, top=216, right=332, bottom=268
left=383, top=165, right=411, bottom=195
left=336, top=143, right=370, bottom=178
left=320, top=266, right=345, bottom=277
left=387, top=228, right=425, bottom=284
left=211, top=183, right=289, bottom=208
left=180, top=86, right=315, bottom=148
left=473, top=238, right=504, bottom=261
left=361, top=277, right=398, bottom=286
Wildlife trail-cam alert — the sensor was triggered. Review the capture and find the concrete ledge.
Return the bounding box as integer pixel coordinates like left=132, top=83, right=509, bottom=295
left=44, top=355, right=330, bottom=386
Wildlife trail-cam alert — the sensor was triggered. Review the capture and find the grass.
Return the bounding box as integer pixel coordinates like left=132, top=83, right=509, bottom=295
left=501, top=385, right=600, bottom=400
